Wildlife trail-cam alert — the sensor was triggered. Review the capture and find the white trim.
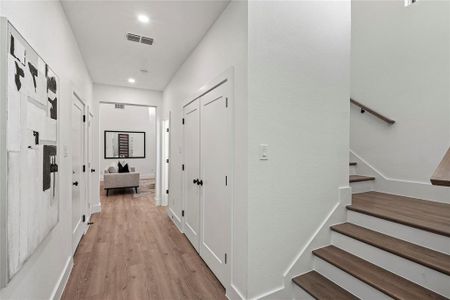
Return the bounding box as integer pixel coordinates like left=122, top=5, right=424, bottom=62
left=0, top=17, right=9, bottom=289
left=182, top=67, right=234, bottom=108
left=50, top=256, right=73, bottom=300
left=350, top=149, right=450, bottom=204
left=257, top=186, right=351, bottom=300
left=90, top=203, right=101, bottom=214
left=226, top=284, right=246, bottom=300
left=168, top=207, right=183, bottom=232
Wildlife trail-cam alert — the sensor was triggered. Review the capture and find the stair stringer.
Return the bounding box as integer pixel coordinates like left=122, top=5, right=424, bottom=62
left=259, top=186, right=351, bottom=300
left=350, top=149, right=450, bottom=204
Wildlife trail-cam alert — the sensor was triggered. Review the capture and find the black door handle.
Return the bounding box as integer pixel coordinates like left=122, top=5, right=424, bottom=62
left=198, top=179, right=203, bottom=186
left=91, top=169, right=95, bottom=173
left=72, top=181, right=79, bottom=186
left=193, top=179, right=198, bottom=184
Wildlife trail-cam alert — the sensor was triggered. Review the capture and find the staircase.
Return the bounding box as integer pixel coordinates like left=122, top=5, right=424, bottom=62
left=291, top=162, right=450, bottom=299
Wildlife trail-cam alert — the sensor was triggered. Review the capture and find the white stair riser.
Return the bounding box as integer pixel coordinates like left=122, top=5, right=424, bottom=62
left=291, top=283, right=315, bottom=300
left=350, top=181, right=374, bottom=194
left=349, top=165, right=357, bottom=175
left=313, top=257, right=391, bottom=300
left=347, top=210, right=450, bottom=255
left=332, top=232, right=450, bottom=297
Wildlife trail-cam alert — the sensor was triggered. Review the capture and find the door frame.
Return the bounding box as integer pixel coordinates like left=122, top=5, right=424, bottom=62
left=180, top=67, right=235, bottom=290
left=86, top=110, right=95, bottom=225
left=71, top=91, right=89, bottom=254
left=98, top=101, right=160, bottom=205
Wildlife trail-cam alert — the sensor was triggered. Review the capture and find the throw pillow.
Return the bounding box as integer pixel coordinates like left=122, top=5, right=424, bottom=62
left=118, top=162, right=129, bottom=173
left=108, top=166, right=117, bottom=173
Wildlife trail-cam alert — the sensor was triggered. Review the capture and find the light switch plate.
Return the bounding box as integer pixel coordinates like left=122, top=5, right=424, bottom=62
left=259, top=144, right=268, bottom=160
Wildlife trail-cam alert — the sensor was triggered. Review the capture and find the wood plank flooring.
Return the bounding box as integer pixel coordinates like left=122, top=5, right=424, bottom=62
left=62, top=184, right=225, bottom=300
left=349, top=192, right=450, bottom=237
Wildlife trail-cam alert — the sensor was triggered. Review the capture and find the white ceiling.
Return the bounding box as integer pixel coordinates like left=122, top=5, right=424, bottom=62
left=61, top=1, right=229, bottom=91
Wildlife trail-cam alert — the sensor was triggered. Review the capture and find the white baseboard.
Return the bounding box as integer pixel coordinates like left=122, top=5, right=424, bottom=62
left=168, top=207, right=183, bottom=232
left=50, top=256, right=73, bottom=300
left=227, top=283, right=247, bottom=300
left=141, top=173, right=155, bottom=179
left=350, top=150, right=450, bottom=204
left=258, top=186, right=351, bottom=300
left=90, top=203, right=101, bottom=214
left=161, top=195, right=168, bottom=206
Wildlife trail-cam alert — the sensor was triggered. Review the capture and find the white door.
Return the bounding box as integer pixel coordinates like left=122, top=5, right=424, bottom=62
left=71, top=96, right=86, bottom=253
left=183, top=100, right=201, bottom=251
left=199, top=82, right=231, bottom=286
left=162, top=120, right=170, bottom=206
left=87, top=112, right=95, bottom=219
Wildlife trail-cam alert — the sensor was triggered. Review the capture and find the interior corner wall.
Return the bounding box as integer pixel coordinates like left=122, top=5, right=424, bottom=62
left=162, top=1, right=248, bottom=298
left=247, top=1, right=350, bottom=298
left=0, top=1, right=93, bottom=299
left=351, top=0, right=450, bottom=183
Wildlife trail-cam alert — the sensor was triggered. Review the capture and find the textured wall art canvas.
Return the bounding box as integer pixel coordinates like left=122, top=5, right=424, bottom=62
left=5, top=24, right=59, bottom=281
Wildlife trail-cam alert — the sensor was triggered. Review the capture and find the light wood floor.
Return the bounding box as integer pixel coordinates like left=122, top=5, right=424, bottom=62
left=62, top=183, right=226, bottom=300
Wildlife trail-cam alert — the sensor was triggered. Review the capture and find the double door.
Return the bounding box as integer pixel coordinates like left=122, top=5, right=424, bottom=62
left=183, top=81, right=231, bottom=287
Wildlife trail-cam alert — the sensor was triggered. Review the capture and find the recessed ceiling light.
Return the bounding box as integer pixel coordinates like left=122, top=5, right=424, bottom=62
left=128, top=78, right=135, bottom=84
left=137, top=14, right=150, bottom=24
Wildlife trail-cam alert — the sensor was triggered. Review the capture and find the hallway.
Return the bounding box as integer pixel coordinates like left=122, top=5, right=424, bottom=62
left=62, top=181, right=226, bottom=300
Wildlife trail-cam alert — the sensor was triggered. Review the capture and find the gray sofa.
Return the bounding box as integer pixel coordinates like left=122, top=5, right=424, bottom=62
left=104, top=166, right=140, bottom=196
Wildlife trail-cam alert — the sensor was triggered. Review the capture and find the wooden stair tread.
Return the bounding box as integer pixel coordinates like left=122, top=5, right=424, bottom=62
left=292, top=271, right=359, bottom=300
left=313, top=246, right=447, bottom=300
left=431, top=147, right=450, bottom=187
left=349, top=175, right=375, bottom=183
left=331, top=223, right=450, bottom=275
left=350, top=162, right=357, bottom=166
left=348, top=192, right=450, bottom=237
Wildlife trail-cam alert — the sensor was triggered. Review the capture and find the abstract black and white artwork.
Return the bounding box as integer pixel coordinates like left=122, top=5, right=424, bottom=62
left=5, top=26, right=59, bottom=281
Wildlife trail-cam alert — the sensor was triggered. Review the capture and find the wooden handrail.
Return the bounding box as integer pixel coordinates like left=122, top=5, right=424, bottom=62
left=431, top=147, right=450, bottom=187
left=350, top=98, right=396, bottom=125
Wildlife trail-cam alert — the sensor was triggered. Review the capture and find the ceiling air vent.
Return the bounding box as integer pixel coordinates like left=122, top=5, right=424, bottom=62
left=126, top=33, right=140, bottom=43
left=126, top=32, right=154, bottom=46
left=140, top=36, right=154, bottom=46
left=115, top=104, right=125, bottom=109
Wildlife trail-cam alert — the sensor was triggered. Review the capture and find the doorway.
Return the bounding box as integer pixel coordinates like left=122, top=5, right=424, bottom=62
left=99, top=102, right=158, bottom=201
left=71, top=93, right=88, bottom=254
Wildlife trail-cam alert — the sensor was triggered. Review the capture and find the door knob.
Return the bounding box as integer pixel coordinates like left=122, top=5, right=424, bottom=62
left=91, top=169, right=95, bottom=173
left=193, top=179, right=198, bottom=184
left=72, top=181, right=79, bottom=186
left=198, top=179, right=203, bottom=186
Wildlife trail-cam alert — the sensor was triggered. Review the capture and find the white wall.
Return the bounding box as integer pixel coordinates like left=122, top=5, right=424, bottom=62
left=247, top=1, right=350, bottom=298
left=0, top=1, right=93, bottom=299
left=100, top=103, right=156, bottom=179
left=162, top=2, right=248, bottom=298
left=351, top=0, right=450, bottom=183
